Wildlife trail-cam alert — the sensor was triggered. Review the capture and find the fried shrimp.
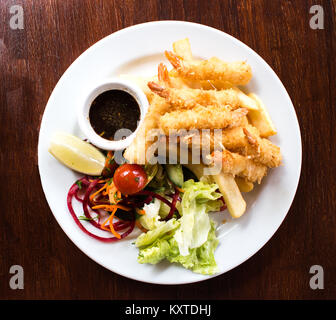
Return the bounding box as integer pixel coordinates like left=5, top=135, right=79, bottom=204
left=123, top=100, right=161, bottom=164
left=241, top=128, right=282, bottom=167
left=165, top=51, right=252, bottom=86
left=187, top=125, right=282, bottom=168
left=213, top=150, right=268, bottom=184
left=148, top=81, right=240, bottom=110
left=158, top=63, right=188, bottom=89
left=159, top=106, right=248, bottom=134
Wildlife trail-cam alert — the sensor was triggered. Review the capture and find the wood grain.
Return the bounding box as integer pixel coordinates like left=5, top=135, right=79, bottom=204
left=0, top=0, right=335, bottom=299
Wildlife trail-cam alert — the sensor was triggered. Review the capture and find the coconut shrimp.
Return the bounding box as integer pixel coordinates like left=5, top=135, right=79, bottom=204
left=184, top=125, right=281, bottom=168
left=212, top=150, right=268, bottom=184
left=123, top=98, right=164, bottom=164
left=165, top=51, right=252, bottom=86
left=148, top=81, right=240, bottom=110
left=241, top=127, right=282, bottom=167
left=159, top=105, right=248, bottom=135
left=157, top=63, right=189, bottom=90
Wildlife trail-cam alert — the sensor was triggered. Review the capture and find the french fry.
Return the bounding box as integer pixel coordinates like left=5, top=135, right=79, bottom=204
left=212, top=172, right=246, bottom=218
left=247, top=93, right=277, bottom=137
left=232, top=87, right=259, bottom=111
left=183, top=163, right=248, bottom=216
left=172, top=38, right=193, bottom=61
left=235, top=177, right=254, bottom=193
left=119, top=74, right=157, bottom=102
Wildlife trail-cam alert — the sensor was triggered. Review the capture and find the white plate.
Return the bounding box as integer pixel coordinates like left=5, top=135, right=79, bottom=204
left=38, top=21, right=301, bottom=285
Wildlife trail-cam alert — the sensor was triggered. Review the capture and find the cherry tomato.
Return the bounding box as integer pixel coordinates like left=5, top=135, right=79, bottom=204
left=113, top=164, right=147, bottom=195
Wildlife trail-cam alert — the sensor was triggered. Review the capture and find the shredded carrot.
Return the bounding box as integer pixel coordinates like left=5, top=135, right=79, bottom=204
left=107, top=181, right=121, bottom=205
left=136, top=208, right=146, bottom=215
left=105, top=151, right=114, bottom=167
left=101, top=212, right=112, bottom=231
left=89, top=183, right=108, bottom=202
left=89, top=178, right=122, bottom=205
left=109, top=212, right=121, bottom=238
left=89, top=179, right=106, bottom=183
left=175, top=186, right=184, bottom=193
left=92, top=204, right=131, bottom=211
left=101, top=207, right=121, bottom=239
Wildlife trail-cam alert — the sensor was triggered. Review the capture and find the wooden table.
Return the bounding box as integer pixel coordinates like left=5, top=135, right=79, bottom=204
left=1, top=0, right=335, bottom=300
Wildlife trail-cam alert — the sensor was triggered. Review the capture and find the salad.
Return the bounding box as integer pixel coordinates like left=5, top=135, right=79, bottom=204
left=65, top=148, right=225, bottom=275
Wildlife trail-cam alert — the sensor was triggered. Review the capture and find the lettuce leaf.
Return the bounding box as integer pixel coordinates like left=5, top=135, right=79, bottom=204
left=135, top=180, right=222, bottom=275
left=174, top=180, right=221, bottom=256
left=138, top=221, right=219, bottom=275
left=135, top=218, right=179, bottom=248
left=138, top=198, right=163, bottom=230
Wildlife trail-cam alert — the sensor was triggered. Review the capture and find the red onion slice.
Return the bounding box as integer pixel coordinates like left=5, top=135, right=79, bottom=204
left=67, top=178, right=135, bottom=242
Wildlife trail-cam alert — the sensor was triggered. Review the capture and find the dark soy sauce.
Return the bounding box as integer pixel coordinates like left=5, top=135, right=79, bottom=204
left=89, top=90, right=140, bottom=140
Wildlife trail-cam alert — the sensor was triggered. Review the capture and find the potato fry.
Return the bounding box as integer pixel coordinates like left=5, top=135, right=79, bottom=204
left=235, top=177, right=254, bottom=192
left=247, top=93, right=277, bottom=137
left=183, top=163, right=248, bottom=216
left=232, top=87, right=259, bottom=110
left=180, top=162, right=247, bottom=217
left=119, top=74, right=157, bottom=102
left=212, top=172, right=246, bottom=218
left=172, top=38, right=193, bottom=61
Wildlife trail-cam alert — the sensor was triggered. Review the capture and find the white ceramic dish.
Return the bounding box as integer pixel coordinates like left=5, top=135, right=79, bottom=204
left=38, top=21, right=301, bottom=285
left=77, top=78, right=149, bottom=150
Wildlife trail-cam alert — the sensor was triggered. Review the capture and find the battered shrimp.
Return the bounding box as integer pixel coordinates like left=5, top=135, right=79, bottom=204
left=185, top=125, right=282, bottom=168
left=159, top=106, right=248, bottom=135
left=123, top=96, right=165, bottom=164
left=157, top=63, right=188, bottom=89
left=148, top=81, right=240, bottom=110
left=213, top=150, right=268, bottom=184
left=165, top=51, right=252, bottom=85
left=241, top=128, right=281, bottom=167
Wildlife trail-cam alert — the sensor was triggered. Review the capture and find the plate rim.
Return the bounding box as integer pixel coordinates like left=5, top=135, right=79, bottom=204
left=38, top=20, right=302, bottom=285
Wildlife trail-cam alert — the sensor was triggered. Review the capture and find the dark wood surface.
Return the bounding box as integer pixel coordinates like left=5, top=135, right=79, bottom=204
left=1, top=0, right=335, bottom=300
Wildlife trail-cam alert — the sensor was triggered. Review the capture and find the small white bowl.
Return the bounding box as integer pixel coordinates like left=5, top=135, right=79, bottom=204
left=77, top=78, right=148, bottom=150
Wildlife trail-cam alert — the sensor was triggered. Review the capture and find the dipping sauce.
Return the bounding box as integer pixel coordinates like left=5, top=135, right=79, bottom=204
left=89, top=90, right=140, bottom=140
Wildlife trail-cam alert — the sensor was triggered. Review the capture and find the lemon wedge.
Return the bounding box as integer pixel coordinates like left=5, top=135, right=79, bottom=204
left=49, top=132, right=106, bottom=176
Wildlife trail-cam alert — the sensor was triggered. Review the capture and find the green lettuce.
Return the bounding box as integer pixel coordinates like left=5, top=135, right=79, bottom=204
left=138, top=196, right=181, bottom=230
left=174, top=180, right=221, bottom=256
left=135, top=218, right=179, bottom=248
left=135, top=179, right=222, bottom=275
left=138, top=198, right=163, bottom=231
left=138, top=221, right=219, bottom=275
